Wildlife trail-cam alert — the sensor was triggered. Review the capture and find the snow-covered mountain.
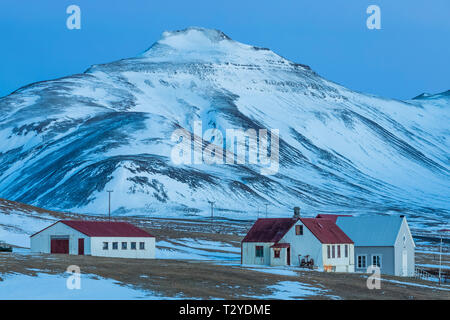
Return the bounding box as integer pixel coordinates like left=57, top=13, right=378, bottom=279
left=0, top=27, right=448, bottom=226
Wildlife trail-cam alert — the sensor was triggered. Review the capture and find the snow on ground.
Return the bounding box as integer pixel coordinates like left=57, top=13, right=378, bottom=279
left=247, top=281, right=338, bottom=300
left=0, top=211, right=56, bottom=247
left=417, top=264, right=450, bottom=270
left=240, top=265, right=299, bottom=277
left=416, top=250, right=450, bottom=256
left=380, top=278, right=450, bottom=291
left=156, top=238, right=240, bottom=261
left=0, top=272, right=182, bottom=300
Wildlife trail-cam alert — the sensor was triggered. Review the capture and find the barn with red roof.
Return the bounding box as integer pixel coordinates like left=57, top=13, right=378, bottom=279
left=30, top=220, right=155, bottom=259
left=241, top=208, right=355, bottom=272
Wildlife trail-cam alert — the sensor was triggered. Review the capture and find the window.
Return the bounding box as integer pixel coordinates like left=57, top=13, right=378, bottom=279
left=255, top=246, right=264, bottom=258
left=357, top=255, right=367, bottom=268
left=112, top=242, right=118, bottom=250
left=121, top=242, right=127, bottom=250
left=139, top=242, right=145, bottom=250
left=344, top=244, right=348, bottom=258
left=131, top=242, right=137, bottom=250
left=327, top=245, right=331, bottom=259
left=337, top=245, right=341, bottom=258
left=332, top=245, right=335, bottom=258
left=103, top=242, right=108, bottom=250
left=372, top=255, right=382, bottom=268
left=274, top=248, right=280, bottom=258
left=295, top=225, right=303, bottom=235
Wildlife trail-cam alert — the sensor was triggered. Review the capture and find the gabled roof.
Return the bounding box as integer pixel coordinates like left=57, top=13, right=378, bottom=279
left=316, top=214, right=353, bottom=223
left=336, top=216, right=404, bottom=246
left=242, top=218, right=298, bottom=243
left=242, top=217, right=353, bottom=245
left=300, top=218, right=353, bottom=244
left=31, top=220, right=154, bottom=238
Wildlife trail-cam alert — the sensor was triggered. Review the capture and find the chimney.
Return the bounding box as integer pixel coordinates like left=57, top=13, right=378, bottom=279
left=293, top=207, right=301, bottom=218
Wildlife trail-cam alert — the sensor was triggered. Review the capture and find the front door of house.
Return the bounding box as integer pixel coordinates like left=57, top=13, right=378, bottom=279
left=402, top=250, right=407, bottom=276
left=78, top=238, right=84, bottom=255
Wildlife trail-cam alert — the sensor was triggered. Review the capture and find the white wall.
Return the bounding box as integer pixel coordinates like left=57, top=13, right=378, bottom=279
left=280, top=220, right=323, bottom=267
left=90, top=237, right=155, bottom=259
left=242, top=242, right=274, bottom=265
left=30, top=222, right=155, bottom=259
left=30, top=222, right=90, bottom=255
left=322, top=244, right=355, bottom=272
left=394, top=218, right=415, bottom=276
left=269, top=247, right=288, bottom=266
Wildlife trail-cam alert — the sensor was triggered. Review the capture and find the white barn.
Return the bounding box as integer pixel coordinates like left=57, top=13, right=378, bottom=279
left=241, top=209, right=355, bottom=272
left=30, top=220, right=155, bottom=259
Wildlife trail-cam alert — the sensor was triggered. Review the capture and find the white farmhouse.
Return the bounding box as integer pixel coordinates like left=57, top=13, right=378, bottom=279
left=30, top=220, right=155, bottom=259
left=241, top=209, right=355, bottom=272
left=333, top=215, right=415, bottom=276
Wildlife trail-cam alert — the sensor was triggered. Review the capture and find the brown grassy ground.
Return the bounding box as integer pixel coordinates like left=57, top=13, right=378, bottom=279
left=1, top=251, right=449, bottom=300
left=1, top=198, right=449, bottom=299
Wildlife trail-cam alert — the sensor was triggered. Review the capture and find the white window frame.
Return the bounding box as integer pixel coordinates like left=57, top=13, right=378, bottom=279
left=357, top=254, right=367, bottom=269
left=371, top=254, right=382, bottom=268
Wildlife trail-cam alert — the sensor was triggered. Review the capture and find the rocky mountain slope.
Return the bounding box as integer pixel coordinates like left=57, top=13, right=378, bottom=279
left=0, top=27, right=448, bottom=227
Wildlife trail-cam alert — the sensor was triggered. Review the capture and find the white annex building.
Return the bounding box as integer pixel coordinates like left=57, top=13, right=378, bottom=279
left=241, top=208, right=355, bottom=272
left=334, top=215, right=415, bottom=276
left=30, top=220, right=155, bottom=259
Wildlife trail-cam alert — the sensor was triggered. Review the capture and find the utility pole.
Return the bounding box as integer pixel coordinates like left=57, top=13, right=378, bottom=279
left=107, top=190, right=113, bottom=221
left=439, top=235, right=442, bottom=286
left=208, top=200, right=215, bottom=222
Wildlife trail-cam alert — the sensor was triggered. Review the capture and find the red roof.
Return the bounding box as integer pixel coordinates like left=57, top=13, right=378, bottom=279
left=31, top=220, right=154, bottom=238
left=301, top=218, right=353, bottom=244
left=316, top=214, right=353, bottom=223
left=242, top=217, right=353, bottom=245
left=271, top=243, right=290, bottom=248
left=242, top=218, right=298, bottom=243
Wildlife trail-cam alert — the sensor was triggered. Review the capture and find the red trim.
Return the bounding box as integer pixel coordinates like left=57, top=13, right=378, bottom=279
left=30, top=221, right=60, bottom=238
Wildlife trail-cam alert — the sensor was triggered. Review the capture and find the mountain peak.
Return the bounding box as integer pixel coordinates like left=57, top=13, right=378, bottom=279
left=141, top=27, right=280, bottom=63
left=160, top=27, right=232, bottom=46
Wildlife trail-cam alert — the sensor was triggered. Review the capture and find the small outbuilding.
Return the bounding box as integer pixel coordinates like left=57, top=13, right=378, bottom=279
left=241, top=208, right=355, bottom=272
left=30, top=220, right=155, bottom=259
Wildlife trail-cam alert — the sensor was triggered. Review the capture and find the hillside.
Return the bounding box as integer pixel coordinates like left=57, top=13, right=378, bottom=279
left=0, top=27, right=448, bottom=228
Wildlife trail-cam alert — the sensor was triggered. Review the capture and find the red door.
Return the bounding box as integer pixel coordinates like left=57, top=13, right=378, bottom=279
left=51, top=239, right=69, bottom=254
left=287, top=247, right=291, bottom=266
left=78, top=238, right=84, bottom=255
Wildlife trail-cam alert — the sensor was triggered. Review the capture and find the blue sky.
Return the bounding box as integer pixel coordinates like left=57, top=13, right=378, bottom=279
left=0, top=0, right=449, bottom=99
